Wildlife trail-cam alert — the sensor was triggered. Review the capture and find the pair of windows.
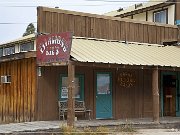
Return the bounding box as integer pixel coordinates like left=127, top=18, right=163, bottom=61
left=0, top=42, right=34, bottom=57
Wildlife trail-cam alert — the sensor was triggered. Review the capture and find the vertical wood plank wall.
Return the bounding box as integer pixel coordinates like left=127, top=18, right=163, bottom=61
left=37, top=7, right=178, bottom=44
left=175, top=1, right=180, bottom=21
left=175, top=1, right=180, bottom=42
left=37, top=66, right=153, bottom=120
left=115, top=69, right=152, bottom=118
left=37, top=66, right=95, bottom=120
left=0, top=58, right=37, bottom=123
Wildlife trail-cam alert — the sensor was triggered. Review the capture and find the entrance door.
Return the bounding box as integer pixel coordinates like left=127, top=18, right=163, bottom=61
left=96, top=73, right=112, bottom=119
left=161, top=72, right=179, bottom=116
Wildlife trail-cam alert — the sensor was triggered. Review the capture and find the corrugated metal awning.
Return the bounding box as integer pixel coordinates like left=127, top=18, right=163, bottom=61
left=71, top=37, right=180, bottom=67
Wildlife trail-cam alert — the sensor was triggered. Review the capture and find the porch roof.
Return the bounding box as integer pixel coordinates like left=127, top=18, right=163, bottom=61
left=71, top=37, right=180, bottom=68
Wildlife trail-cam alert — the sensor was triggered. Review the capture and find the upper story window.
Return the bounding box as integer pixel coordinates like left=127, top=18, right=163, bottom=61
left=154, top=10, right=167, bottom=24
left=4, top=46, right=15, bottom=56
left=0, top=48, right=3, bottom=57
left=20, top=41, right=34, bottom=52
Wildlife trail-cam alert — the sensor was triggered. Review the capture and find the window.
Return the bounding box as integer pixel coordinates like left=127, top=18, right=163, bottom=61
left=59, top=74, right=84, bottom=101
left=20, top=42, right=34, bottom=52
left=97, top=73, right=111, bottom=95
left=0, top=48, right=3, bottom=57
left=4, top=46, right=15, bottom=56
left=1, top=75, right=11, bottom=83
left=154, top=10, right=167, bottom=24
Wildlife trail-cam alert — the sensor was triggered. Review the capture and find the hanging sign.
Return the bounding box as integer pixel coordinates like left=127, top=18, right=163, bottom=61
left=36, top=32, right=73, bottom=64
left=118, top=72, right=136, bottom=88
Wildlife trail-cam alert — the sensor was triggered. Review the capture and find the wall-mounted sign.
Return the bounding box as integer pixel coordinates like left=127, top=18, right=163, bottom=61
left=36, top=32, right=72, bottom=64
left=117, top=72, right=136, bottom=88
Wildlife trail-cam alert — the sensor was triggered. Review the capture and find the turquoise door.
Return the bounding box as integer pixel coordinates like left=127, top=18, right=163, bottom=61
left=96, top=73, right=112, bottom=119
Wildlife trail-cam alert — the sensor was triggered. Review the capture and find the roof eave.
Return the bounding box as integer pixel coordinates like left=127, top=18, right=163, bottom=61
left=115, top=0, right=175, bottom=18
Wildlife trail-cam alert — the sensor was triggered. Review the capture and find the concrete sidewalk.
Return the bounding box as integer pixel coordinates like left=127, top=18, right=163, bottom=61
left=0, top=121, right=60, bottom=133
left=0, top=117, right=180, bottom=134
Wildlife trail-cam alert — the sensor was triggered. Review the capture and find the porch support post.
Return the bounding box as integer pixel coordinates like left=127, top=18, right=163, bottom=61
left=67, top=61, right=75, bottom=127
left=152, top=67, right=159, bottom=123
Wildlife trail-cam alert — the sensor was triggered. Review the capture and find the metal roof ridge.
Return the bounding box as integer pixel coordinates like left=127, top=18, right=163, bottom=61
left=0, top=34, right=35, bottom=46
left=73, top=36, right=165, bottom=47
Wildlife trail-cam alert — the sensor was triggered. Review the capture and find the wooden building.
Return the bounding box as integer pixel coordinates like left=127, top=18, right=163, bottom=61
left=0, top=7, right=180, bottom=124
left=37, top=7, right=179, bottom=45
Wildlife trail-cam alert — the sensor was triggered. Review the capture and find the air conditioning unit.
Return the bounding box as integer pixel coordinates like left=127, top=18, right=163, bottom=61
left=1, top=75, right=11, bottom=83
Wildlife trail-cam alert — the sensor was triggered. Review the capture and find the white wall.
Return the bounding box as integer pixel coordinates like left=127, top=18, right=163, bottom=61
left=127, top=5, right=175, bottom=25
left=168, top=4, right=175, bottom=25
left=15, top=44, right=19, bottom=53
left=124, top=16, right=132, bottom=19
left=133, top=12, right=146, bottom=21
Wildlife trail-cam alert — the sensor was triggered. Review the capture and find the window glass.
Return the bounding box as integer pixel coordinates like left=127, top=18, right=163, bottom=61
left=154, top=10, right=167, bottom=24
left=20, top=42, right=34, bottom=52
left=60, top=75, right=84, bottom=100
left=0, top=48, right=3, bottom=57
left=97, top=74, right=111, bottom=95
left=4, top=46, right=15, bottom=55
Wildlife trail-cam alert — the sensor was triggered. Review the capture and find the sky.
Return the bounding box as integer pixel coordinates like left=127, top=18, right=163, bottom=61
left=0, top=0, right=148, bottom=44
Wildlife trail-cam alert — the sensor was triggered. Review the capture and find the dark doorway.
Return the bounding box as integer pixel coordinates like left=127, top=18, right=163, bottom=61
left=163, top=75, right=176, bottom=116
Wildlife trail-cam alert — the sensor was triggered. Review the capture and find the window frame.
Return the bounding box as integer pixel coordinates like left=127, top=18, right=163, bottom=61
left=153, top=9, right=168, bottom=24
left=20, top=41, right=34, bottom=52
left=59, top=74, right=84, bottom=101
left=96, top=72, right=112, bottom=96
left=0, top=48, right=3, bottom=57
left=4, top=46, right=15, bottom=56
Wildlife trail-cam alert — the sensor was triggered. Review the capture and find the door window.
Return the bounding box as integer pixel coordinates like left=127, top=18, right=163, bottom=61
left=97, top=74, right=111, bottom=95
left=96, top=72, right=112, bottom=119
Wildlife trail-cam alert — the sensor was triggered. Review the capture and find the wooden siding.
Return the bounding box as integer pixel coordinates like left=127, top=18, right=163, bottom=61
left=37, top=66, right=154, bottom=120
left=37, top=66, right=95, bottom=120
left=175, top=1, right=180, bottom=42
left=0, top=58, right=37, bottom=123
left=37, top=7, right=178, bottom=44
left=175, top=1, right=180, bottom=21
left=115, top=69, right=153, bottom=118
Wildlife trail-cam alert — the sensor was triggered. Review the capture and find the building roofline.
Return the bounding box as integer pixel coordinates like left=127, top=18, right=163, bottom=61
left=105, top=0, right=175, bottom=18
left=38, top=6, right=177, bottom=28
left=0, top=34, right=35, bottom=47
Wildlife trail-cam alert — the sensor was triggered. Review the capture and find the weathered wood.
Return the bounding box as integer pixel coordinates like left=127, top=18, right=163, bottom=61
left=152, top=67, right=159, bottom=123
left=0, top=58, right=37, bottom=123
left=37, top=7, right=178, bottom=45
left=67, top=62, right=75, bottom=127
left=175, top=1, right=180, bottom=24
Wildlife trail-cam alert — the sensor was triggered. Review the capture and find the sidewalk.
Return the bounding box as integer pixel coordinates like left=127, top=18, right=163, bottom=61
left=0, top=117, right=180, bottom=134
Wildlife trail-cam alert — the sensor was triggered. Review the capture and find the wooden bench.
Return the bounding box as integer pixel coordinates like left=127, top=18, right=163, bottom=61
left=58, top=100, right=91, bottom=120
